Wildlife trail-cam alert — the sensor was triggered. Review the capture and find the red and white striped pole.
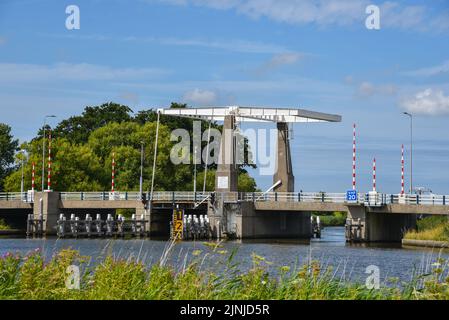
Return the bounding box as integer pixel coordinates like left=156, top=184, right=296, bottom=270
left=352, top=123, right=356, bottom=190
left=111, top=152, right=115, bottom=193
left=401, top=144, right=405, bottom=195
left=31, top=162, right=35, bottom=191
left=47, top=130, right=52, bottom=191
left=372, top=158, right=377, bottom=192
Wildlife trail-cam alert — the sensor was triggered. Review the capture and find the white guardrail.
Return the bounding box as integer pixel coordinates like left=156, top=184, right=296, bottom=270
left=0, top=191, right=447, bottom=206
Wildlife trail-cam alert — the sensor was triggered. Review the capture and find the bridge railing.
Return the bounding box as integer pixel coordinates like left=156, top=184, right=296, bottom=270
left=0, top=192, right=33, bottom=202
left=60, top=192, right=142, bottom=201
left=389, top=194, right=447, bottom=206
left=239, top=192, right=350, bottom=203
left=151, top=191, right=211, bottom=202
left=1, top=191, right=448, bottom=206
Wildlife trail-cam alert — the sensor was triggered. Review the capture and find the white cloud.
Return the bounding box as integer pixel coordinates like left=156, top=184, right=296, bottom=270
left=154, top=0, right=449, bottom=32
left=254, top=52, right=303, bottom=75
left=268, top=52, right=302, bottom=66
left=40, top=33, right=288, bottom=54
left=403, top=60, right=449, bottom=77
left=379, top=2, right=427, bottom=30
left=0, top=63, right=169, bottom=82
left=357, top=81, right=375, bottom=96
left=354, top=81, right=397, bottom=97
left=182, top=88, right=217, bottom=105
left=153, top=37, right=287, bottom=54
left=400, top=88, right=449, bottom=115
left=157, top=0, right=367, bottom=26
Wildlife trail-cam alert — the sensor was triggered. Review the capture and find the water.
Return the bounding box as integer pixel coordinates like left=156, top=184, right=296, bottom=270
left=1, top=227, right=448, bottom=285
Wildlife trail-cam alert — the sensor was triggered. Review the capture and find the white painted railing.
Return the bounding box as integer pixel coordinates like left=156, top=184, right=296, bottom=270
left=0, top=191, right=447, bottom=206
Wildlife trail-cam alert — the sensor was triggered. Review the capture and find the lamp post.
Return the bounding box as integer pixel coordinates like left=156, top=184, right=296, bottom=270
left=41, top=115, right=56, bottom=193
left=139, top=141, right=144, bottom=195
left=403, top=112, right=413, bottom=194
left=193, top=145, right=197, bottom=195
left=20, top=149, right=25, bottom=196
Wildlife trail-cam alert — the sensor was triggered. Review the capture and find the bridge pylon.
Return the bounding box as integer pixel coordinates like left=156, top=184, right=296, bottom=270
left=273, top=122, right=294, bottom=192
left=215, top=114, right=239, bottom=192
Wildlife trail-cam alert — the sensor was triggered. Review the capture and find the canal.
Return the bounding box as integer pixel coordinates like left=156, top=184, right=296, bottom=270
left=1, top=227, right=448, bottom=285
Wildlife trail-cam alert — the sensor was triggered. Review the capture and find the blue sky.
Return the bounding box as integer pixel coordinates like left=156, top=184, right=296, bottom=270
left=0, top=0, right=449, bottom=193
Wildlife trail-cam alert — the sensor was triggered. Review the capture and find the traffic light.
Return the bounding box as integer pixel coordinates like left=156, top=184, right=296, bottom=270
left=210, top=192, right=215, bottom=204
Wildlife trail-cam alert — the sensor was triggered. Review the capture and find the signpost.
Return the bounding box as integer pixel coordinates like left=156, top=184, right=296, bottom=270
left=346, top=190, right=358, bottom=202
left=172, top=208, right=184, bottom=240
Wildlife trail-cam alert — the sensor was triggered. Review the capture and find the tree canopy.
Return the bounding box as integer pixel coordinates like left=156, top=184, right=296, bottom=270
left=0, top=124, right=19, bottom=191
left=3, top=103, right=258, bottom=193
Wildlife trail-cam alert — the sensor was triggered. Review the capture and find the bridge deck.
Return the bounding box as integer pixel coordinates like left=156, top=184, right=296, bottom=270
left=0, top=192, right=448, bottom=215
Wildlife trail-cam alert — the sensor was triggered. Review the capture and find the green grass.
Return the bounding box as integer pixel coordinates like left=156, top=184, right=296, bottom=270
left=1, top=244, right=449, bottom=300
left=0, top=219, right=11, bottom=231
left=404, top=216, right=449, bottom=241
left=314, top=212, right=347, bottom=227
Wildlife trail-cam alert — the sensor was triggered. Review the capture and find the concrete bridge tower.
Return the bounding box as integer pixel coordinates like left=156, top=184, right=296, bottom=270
left=273, top=122, right=294, bottom=192
left=215, top=114, right=238, bottom=192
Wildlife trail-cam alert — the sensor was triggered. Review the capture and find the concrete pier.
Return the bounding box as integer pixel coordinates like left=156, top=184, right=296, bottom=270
left=346, top=205, right=416, bottom=242
left=208, top=200, right=311, bottom=239
left=273, top=122, right=294, bottom=192
left=215, top=115, right=238, bottom=192
left=33, top=191, right=59, bottom=234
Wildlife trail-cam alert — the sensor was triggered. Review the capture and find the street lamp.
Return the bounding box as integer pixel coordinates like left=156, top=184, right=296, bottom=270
left=403, top=112, right=413, bottom=194
left=41, top=115, right=56, bottom=193
left=19, top=149, right=26, bottom=196
left=193, top=145, right=197, bottom=195
left=139, top=141, right=145, bottom=195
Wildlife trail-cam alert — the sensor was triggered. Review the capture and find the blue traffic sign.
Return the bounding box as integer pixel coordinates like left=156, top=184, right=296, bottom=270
left=346, top=190, right=358, bottom=201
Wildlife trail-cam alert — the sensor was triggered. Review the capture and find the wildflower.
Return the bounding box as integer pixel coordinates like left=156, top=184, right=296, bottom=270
left=192, top=250, right=202, bottom=256
left=280, top=266, right=290, bottom=273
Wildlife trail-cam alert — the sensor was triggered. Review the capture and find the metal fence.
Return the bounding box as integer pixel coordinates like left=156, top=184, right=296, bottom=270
left=0, top=192, right=34, bottom=202
left=0, top=191, right=447, bottom=206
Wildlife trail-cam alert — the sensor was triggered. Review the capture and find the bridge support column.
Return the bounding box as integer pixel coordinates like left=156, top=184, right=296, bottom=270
left=136, top=206, right=151, bottom=235
left=346, top=206, right=416, bottom=242
left=215, top=115, right=238, bottom=192
left=33, top=191, right=60, bottom=235
left=273, top=122, right=294, bottom=192
left=208, top=200, right=311, bottom=239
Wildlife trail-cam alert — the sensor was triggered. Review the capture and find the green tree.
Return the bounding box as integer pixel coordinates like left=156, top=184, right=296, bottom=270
left=238, top=172, right=258, bottom=192
left=0, top=124, right=18, bottom=191
left=51, top=102, right=133, bottom=144
left=4, top=102, right=259, bottom=193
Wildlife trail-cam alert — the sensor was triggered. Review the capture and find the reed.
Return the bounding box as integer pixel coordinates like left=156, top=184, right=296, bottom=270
left=1, top=244, right=449, bottom=300
left=404, top=219, right=449, bottom=241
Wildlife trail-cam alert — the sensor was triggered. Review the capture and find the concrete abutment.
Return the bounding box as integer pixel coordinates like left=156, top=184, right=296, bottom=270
left=208, top=200, right=311, bottom=239
left=346, top=205, right=416, bottom=242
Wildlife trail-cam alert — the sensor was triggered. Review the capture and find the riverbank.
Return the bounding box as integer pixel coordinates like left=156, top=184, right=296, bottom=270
left=402, top=239, right=449, bottom=248
left=0, top=219, right=10, bottom=231
left=404, top=216, right=449, bottom=243
left=1, top=244, right=449, bottom=300
left=314, top=212, right=346, bottom=226
left=0, top=230, right=22, bottom=236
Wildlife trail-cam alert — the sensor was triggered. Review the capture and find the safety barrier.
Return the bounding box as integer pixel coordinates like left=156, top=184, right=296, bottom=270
left=1, top=191, right=448, bottom=206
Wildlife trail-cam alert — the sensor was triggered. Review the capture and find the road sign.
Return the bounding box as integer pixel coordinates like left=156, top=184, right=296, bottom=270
left=346, top=190, right=358, bottom=202
left=172, top=208, right=184, bottom=240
